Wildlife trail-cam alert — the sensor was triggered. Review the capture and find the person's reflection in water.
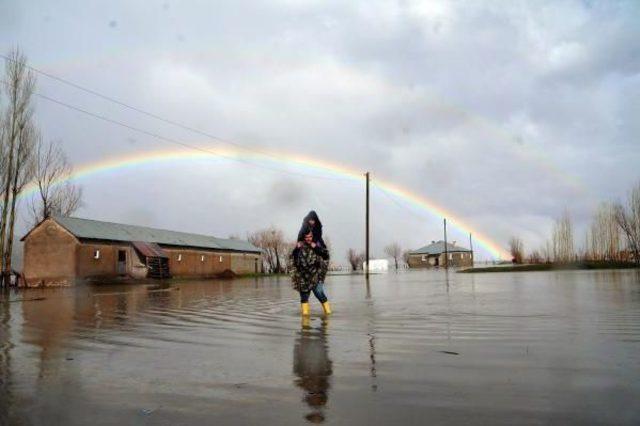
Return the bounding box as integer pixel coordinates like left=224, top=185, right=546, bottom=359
left=293, top=317, right=332, bottom=423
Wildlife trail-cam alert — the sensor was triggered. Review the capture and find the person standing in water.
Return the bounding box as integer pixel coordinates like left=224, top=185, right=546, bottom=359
left=296, top=211, right=330, bottom=311
left=289, top=225, right=331, bottom=316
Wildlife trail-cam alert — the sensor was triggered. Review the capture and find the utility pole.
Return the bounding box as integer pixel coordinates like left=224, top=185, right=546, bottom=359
left=469, top=233, right=474, bottom=265
left=365, top=172, right=370, bottom=279
left=443, top=218, right=448, bottom=269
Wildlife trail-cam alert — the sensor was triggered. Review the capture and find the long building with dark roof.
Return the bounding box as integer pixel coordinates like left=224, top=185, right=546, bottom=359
left=21, top=216, right=262, bottom=286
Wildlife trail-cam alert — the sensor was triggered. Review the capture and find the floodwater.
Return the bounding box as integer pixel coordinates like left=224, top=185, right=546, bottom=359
left=1, top=270, right=640, bottom=425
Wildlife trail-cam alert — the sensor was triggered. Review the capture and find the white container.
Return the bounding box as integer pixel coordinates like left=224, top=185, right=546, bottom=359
left=362, top=259, right=389, bottom=272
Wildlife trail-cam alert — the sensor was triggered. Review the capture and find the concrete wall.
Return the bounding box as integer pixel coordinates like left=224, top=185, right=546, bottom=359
left=408, top=252, right=473, bottom=268
left=230, top=252, right=260, bottom=274
left=23, top=219, right=78, bottom=286
left=75, top=242, right=138, bottom=278
left=165, top=248, right=232, bottom=277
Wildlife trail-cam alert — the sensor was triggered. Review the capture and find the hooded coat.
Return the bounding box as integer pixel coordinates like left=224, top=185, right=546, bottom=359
left=297, top=211, right=326, bottom=248
left=289, top=240, right=329, bottom=293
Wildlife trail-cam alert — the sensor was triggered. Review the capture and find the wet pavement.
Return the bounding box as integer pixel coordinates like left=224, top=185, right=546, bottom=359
left=1, top=269, right=639, bottom=425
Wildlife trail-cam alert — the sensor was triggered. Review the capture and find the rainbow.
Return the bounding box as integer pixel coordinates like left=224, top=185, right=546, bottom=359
left=38, top=52, right=586, bottom=194
left=20, top=147, right=511, bottom=259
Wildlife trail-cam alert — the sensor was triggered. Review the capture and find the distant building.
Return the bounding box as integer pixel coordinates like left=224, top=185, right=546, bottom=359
left=21, top=216, right=261, bottom=286
left=363, top=259, right=389, bottom=272
left=407, top=240, right=473, bottom=268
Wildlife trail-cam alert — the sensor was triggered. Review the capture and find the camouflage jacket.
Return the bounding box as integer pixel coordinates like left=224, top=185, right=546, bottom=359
left=289, top=243, right=329, bottom=293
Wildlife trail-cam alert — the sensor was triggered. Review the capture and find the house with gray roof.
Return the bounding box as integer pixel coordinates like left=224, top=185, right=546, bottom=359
left=21, top=216, right=261, bottom=286
left=407, top=240, right=473, bottom=268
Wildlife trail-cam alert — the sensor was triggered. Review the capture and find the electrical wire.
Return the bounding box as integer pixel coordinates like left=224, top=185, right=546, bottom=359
left=0, top=79, right=353, bottom=181
left=370, top=180, right=433, bottom=222
left=0, top=54, right=255, bottom=150
left=2, top=68, right=433, bottom=208
left=0, top=53, right=341, bottom=172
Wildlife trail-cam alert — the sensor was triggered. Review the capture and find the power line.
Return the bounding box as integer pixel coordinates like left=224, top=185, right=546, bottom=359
left=2, top=76, right=475, bottom=250
left=0, top=53, right=315, bottom=165
left=37, top=92, right=350, bottom=181
left=1, top=73, right=435, bottom=220
left=0, top=79, right=351, bottom=181
left=370, top=181, right=431, bottom=222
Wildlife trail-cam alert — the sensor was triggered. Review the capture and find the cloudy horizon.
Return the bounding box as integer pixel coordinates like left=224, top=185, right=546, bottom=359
left=2, top=0, right=639, bottom=263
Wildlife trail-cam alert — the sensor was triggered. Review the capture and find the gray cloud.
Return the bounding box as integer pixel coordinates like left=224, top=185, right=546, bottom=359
left=2, top=0, right=639, bottom=261
left=268, top=178, right=307, bottom=208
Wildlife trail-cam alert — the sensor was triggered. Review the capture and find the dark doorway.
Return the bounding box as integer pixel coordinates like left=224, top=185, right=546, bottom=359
left=117, top=250, right=127, bottom=275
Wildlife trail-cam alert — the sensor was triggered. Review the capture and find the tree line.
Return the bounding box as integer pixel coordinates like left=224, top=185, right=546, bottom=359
left=509, top=181, right=640, bottom=265
left=346, top=243, right=408, bottom=271
left=247, top=226, right=293, bottom=274
left=246, top=225, right=411, bottom=273
left=246, top=225, right=335, bottom=274
left=0, top=49, right=82, bottom=286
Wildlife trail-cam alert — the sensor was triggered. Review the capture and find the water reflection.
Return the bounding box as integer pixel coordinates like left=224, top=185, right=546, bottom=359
left=1, top=293, right=12, bottom=425
left=368, top=330, right=377, bottom=392
left=1, top=271, right=639, bottom=424
left=293, top=318, right=332, bottom=423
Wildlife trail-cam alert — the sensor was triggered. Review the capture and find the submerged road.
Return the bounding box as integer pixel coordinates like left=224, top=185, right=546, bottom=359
left=1, top=269, right=639, bottom=425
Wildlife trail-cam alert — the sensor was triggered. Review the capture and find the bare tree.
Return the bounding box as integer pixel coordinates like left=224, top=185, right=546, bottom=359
left=248, top=229, right=272, bottom=273
left=28, top=138, right=82, bottom=225
left=587, top=202, right=620, bottom=261
left=323, top=235, right=332, bottom=260
left=346, top=248, right=365, bottom=271
left=543, top=240, right=553, bottom=263
left=508, top=236, right=524, bottom=264
left=614, top=181, right=640, bottom=264
left=0, top=125, right=7, bottom=229
left=527, top=250, right=543, bottom=264
left=402, top=250, right=411, bottom=266
left=0, top=48, right=35, bottom=284
left=384, top=243, right=402, bottom=269
left=0, top=123, right=6, bottom=283
left=281, top=240, right=297, bottom=273
left=2, top=123, right=36, bottom=279
left=552, top=210, right=574, bottom=263
left=248, top=226, right=289, bottom=274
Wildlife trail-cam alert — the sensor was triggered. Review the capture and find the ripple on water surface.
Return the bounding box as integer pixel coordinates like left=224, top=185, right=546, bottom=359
left=1, top=269, right=640, bottom=425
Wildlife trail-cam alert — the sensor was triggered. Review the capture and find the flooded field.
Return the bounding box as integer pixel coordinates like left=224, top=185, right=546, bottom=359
left=1, top=269, right=640, bottom=425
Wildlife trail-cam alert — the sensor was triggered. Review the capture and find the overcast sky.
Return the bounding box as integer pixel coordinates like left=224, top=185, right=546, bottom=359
left=2, top=0, right=639, bottom=262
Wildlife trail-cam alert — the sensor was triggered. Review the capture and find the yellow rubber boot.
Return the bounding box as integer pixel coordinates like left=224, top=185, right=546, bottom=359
left=301, top=302, right=310, bottom=316
left=321, top=301, right=332, bottom=315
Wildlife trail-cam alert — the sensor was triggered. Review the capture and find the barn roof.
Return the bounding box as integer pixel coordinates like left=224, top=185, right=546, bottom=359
left=132, top=241, right=169, bottom=258
left=43, top=216, right=261, bottom=253
left=410, top=240, right=472, bottom=255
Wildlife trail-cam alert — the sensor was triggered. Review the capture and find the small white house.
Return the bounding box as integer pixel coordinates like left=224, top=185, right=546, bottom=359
left=362, top=259, right=389, bottom=272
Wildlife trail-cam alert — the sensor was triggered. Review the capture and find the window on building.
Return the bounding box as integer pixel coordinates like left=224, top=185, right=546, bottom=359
left=93, top=249, right=100, bottom=259
left=219, top=256, right=223, bottom=263
left=421, top=255, right=427, bottom=261
left=177, top=254, right=182, bottom=262
left=448, top=253, right=453, bottom=260
left=201, top=255, right=205, bottom=262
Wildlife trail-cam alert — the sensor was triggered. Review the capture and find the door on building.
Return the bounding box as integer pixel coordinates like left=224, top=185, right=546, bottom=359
left=117, top=250, right=127, bottom=275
